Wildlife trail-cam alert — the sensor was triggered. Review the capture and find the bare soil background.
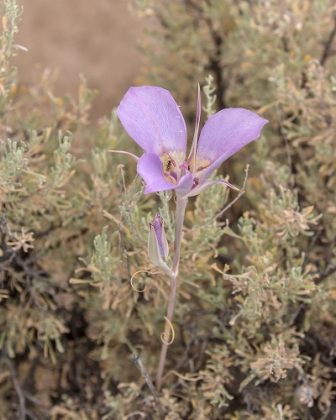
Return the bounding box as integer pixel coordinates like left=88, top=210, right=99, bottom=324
left=12, top=0, right=145, bottom=119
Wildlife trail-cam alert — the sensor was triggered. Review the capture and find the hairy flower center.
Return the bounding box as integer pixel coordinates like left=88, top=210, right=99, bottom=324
left=161, top=151, right=183, bottom=184
left=190, top=156, right=211, bottom=174
left=161, top=152, right=210, bottom=186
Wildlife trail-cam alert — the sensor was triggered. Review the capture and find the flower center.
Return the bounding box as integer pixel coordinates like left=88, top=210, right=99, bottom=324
left=161, top=151, right=185, bottom=184
left=160, top=152, right=210, bottom=187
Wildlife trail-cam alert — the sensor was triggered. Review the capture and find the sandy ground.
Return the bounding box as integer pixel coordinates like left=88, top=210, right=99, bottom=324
left=12, top=0, right=145, bottom=119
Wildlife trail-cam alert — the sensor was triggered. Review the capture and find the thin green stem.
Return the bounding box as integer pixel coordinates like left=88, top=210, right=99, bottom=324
left=156, top=196, right=188, bottom=392
left=172, top=196, right=188, bottom=275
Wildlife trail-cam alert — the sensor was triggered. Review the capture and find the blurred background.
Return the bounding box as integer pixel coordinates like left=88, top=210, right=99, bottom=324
left=12, top=0, right=145, bottom=119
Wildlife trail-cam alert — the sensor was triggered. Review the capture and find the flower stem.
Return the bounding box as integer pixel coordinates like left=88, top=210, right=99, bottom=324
left=172, top=196, right=188, bottom=275
left=156, top=196, right=188, bottom=392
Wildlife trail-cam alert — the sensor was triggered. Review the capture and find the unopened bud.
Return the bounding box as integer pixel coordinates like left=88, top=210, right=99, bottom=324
left=148, top=214, right=169, bottom=267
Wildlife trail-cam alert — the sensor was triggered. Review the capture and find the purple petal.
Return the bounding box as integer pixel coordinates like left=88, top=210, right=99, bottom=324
left=117, top=86, right=187, bottom=156
left=187, top=178, right=239, bottom=197
left=175, top=171, right=193, bottom=197
left=197, top=108, right=268, bottom=178
left=151, top=215, right=169, bottom=258
left=137, top=153, right=179, bottom=194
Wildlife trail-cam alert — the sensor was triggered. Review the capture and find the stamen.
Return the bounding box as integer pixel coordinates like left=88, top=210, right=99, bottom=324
left=179, top=161, right=189, bottom=170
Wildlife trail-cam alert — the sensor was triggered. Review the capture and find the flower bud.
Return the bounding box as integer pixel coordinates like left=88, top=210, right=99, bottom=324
left=148, top=214, right=169, bottom=267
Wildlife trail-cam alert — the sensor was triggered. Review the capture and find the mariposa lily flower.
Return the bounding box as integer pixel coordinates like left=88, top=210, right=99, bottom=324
left=117, top=86, right=268, bottom=197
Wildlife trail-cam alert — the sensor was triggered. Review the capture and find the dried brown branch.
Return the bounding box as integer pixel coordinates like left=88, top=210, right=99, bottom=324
left=320, top=11, right=336, bottom=66
left=2, top=358, right=27, bottom=420
left=131, top=354, right=164, bottom=418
